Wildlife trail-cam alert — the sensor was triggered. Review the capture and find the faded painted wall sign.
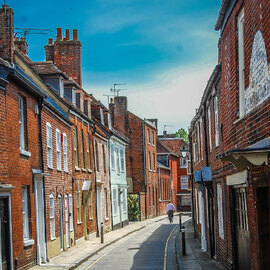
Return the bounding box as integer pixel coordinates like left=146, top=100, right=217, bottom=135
left=245, top=30, right=270, bottom=114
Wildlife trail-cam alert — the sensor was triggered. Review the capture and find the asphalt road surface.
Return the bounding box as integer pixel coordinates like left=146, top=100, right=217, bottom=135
left=76, top=218, right=180, bottom=270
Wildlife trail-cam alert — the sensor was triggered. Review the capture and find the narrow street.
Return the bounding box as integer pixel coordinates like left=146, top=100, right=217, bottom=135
left=76, top=217, right=182, bottom=270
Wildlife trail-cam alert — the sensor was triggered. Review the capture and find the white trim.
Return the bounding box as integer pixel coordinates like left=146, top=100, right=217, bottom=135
left=238, top=9, right=245, bottom=117
left=20, top=149, right=31, bottom=157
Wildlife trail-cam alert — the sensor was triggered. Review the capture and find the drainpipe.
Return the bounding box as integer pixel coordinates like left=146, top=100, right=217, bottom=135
left=142, top=119, right=147, bottom=220
left=188, top=130, right=196, bottom=238
left=37, top=97, right=48, bottom=260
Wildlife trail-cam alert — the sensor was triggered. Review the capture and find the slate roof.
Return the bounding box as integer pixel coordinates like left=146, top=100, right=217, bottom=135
left=31, top=62, right=69, bottom=79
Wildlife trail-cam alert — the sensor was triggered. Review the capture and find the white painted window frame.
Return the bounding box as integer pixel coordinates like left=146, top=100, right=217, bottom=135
left=22, top=186, right=29, bottom=240
left=56, top=129, right=61, bottom=170
left=208, top=106, right=212, bottom=152
left=180, top=175, right=188, bottom=189
left=69, top=194, right=74, bottom=231
left=18, top=96, right=25, bottom=150
left=63, top=133, right=68, bottom=172
left=47, top=122, right=53, bottom=168
left=238, top=9, right=245, bottom=117
left=214, top=96, right=219, bottom=147
left=49, top=194, right=55, bottom=239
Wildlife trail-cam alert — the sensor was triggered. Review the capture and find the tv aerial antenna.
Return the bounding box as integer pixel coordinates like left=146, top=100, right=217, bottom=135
left=14, top=28, right=51, bottom=38
left=163, top=124, right=174, bottom=132
left=103, top=94, right=114, bottom=106
left=110, top=83, right=128, bottom=96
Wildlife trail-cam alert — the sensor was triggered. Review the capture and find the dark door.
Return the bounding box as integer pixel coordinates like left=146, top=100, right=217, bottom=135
left=0, top=198, right=10, bottom=270
left=256, top=186, right=270, bottom=269
left=233, top=188, right=251, bottom=270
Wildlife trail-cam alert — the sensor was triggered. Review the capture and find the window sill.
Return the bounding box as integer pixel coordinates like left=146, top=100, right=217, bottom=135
left=81, top=168, right=87, bottom=172
left=51, top=237, right=56, bottom=241
left=233, top=115, right=245, bottom=125
left=23, top=238, right=34, bottom=247
left=20, top=149, right=31, bottom=157
left=77, top=221, right=82, bottom=225
left=88, top=169, right=93, bottom=173
left=64, top=170, right=69, bottom=174
left=69, top=229, right=74, bottom=232
left=57, top=169, right=62, bottom=172
left=89, top=218, right=94, bottom=221
left=75, top=167, right=81, bottom=172
left=105, top=218, right=109, bottom=222
left=48, top=165, right=53, bottom=170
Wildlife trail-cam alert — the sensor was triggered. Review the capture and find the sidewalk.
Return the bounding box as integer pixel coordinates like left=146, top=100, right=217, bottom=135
left=176, top=219, right=222, bottom=270
left=30, top=215, right=169, bottom=270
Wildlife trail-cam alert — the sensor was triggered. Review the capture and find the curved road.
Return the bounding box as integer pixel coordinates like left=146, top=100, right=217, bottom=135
left=76, top=218, right=180, bottom=270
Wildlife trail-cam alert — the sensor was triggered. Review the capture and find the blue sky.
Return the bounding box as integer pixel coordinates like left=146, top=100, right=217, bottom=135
left=12, top=0, right=221, bottom=133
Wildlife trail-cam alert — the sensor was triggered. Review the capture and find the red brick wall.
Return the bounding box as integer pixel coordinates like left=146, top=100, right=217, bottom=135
left=6, top=81, right=41, bottom=269
left=126, top=112, right=144, bottom=192
left=158, top=167, right=171, bottom=215
left=144, top=122, right=158, bottom=218
left=93, top=133, right=112, bottom=232
left=69, top=114, right=96, bottom=240
left=42, top=107, right=73, bottom=252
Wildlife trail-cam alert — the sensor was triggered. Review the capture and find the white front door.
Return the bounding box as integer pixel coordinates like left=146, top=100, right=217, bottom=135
left=199, top=190, right=207, bottom=251
left=65, top=195, right=69, bottom=248
left=97, top=188, right=103, bottom=235
left=34, top=177, right=46, bottom=264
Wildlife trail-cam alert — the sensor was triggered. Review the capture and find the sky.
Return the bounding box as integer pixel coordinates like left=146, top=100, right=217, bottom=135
left=12, top=0, right=221, bottom=134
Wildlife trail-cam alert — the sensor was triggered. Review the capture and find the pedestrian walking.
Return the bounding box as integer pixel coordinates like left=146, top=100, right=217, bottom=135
left=166, top=201, right=175, bottom=223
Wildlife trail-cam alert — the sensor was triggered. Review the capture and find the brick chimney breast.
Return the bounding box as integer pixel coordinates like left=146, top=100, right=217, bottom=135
left=14, top=37, right=28, bottom=55
left=0, top=4, right=14, bottom=63
left=44, top=28, right=82, bottom=87
left=113, top=96, right=128, bottom=136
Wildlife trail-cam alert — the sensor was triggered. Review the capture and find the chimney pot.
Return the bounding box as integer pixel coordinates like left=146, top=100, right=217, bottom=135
left=73, top=29, right=78, bottom=41
left=48, top=38, right=53, bottom=45
left=65, top=29, right=70, bottom=40
left=56, top=28, right=62, bottom=40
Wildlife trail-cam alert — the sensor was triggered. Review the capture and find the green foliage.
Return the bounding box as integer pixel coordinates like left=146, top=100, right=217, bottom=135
left=175, top=128, right=189, bottom=143
left=127, top=194, right=140, bottom=221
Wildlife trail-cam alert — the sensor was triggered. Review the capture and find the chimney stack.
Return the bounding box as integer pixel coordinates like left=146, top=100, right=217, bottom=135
left=14, top=37, right=28, bottom=55
left=73, top=29, right=78, bottom=41
left=0, top=4, right=14, bottom=63
left=44, top=28, right=82, bottom=86
left=65, top=29, right=70, bottom=40
left=56, top=28, right=62, bottom=40
left=112, top=96, right=128, bottom=136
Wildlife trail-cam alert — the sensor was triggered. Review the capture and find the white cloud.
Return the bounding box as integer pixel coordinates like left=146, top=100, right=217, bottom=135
left=85, top=63, right=215, bottom=134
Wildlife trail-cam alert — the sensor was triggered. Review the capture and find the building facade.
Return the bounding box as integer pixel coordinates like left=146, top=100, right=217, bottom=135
left=190, top=1, right=270, bottom=269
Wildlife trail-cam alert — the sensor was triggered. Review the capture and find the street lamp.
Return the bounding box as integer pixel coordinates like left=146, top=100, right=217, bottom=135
left=181, top=146, right=187, bottom=158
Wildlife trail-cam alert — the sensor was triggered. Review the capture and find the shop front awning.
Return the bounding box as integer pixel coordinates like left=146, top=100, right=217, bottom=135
left=217, top=138, right=270, bottom=169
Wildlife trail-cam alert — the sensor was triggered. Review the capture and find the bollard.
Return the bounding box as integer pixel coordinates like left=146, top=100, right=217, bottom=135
left=101, top=222, right=104, bottom=243
left=179, top=214, right=182, bottom=231
left=182, top=226, right=186, bottom=256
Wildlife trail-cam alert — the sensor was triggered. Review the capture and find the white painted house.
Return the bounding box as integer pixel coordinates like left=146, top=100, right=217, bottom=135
left=109, top=129, right=129, bottom=230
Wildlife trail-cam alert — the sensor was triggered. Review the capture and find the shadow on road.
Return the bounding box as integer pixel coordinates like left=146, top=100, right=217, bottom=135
left=130, top=223, right=176, bottom=270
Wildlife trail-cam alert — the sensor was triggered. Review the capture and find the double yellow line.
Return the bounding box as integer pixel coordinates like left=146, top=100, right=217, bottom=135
left=163, top=224, right=178, bottom=270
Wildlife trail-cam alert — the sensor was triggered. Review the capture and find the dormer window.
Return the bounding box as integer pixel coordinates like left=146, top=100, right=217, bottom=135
left=59, top=77, right=64, bottom=98
left=100, top=108, right=104, bottom=125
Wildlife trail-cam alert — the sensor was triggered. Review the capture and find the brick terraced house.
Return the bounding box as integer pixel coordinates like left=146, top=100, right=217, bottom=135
left=110, top=96, right=159, bottom=220
left=158, top=133, right=191, bottom=211
left=190, top=1, right=270, bottom=269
